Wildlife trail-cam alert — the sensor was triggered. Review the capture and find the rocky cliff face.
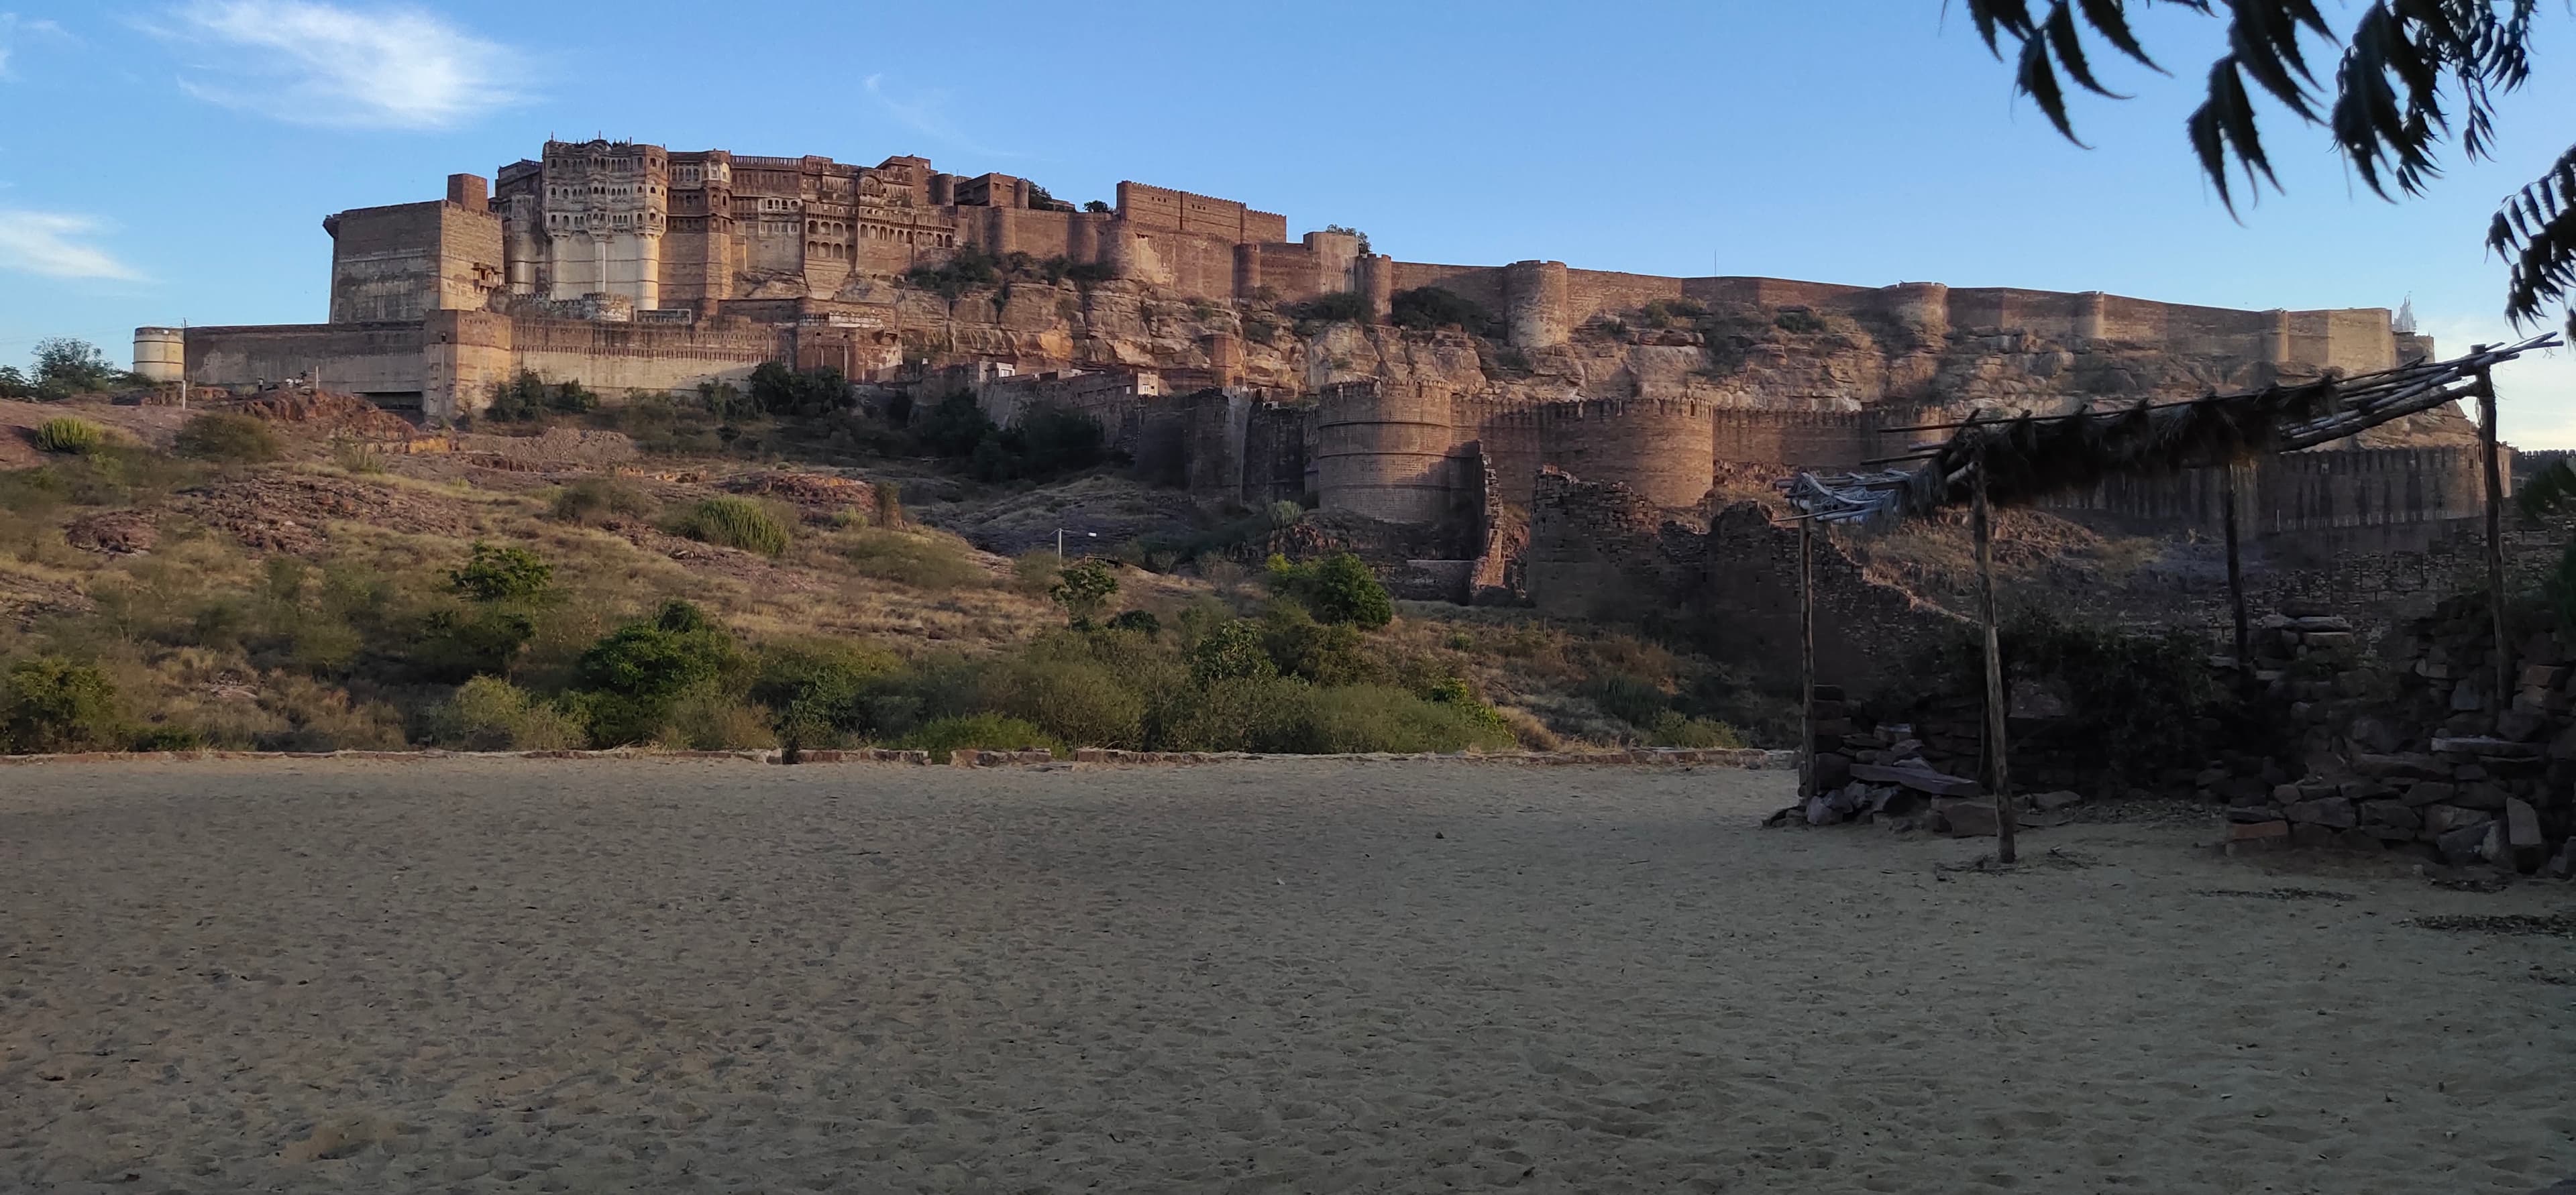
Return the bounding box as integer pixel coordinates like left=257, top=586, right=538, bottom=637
left=857, top=278, right=2474, bottom=446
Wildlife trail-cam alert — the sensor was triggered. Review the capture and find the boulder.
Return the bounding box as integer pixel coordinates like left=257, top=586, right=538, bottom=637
left=1805, top=795, right=1844, bottom=826
left=2497, top=708, right=2549, bottom=743
left=2339, top=778, right=2397, bottom=803
left=2544, top=839, right=2576, bottom=881
left=2506, top=799, right=2546, bottom=872
left=2346, top=714, right=2404, bottom=754
left=2029, top=790, right=2084, bottom=812
left=2451, top=681, right=2489, bottom=713
left=2284, top=798, right=2358, bottom=829
left=2520, top=664, right=2568, bottom=690
left=2436, top=821, right=2493, bottom=866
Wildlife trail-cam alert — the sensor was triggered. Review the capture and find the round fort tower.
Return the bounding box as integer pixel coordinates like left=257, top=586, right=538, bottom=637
left=131, top=327, right=185, bottom=383
left=1537, top=398, right=1717, bottom=510
left=1314, top=382, right=1458, bottom=525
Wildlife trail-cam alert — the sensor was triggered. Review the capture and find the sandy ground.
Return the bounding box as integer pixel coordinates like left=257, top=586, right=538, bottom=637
left=2, top=760, right=2570, bottom=1194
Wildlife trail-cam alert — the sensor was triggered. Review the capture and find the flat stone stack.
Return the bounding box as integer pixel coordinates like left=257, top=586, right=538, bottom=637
left=2209, top=598, right=2575, bottom=878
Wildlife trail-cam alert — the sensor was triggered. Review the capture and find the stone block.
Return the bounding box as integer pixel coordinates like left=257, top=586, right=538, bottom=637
left=2271, top=783, right=2303, bottom=803
left=2401, top=781, right=2456, bottom=807
left=2359, top=800, right=2420, bottom=832
left=1814, top=752, right=1853, bottom=792
left=2520, top=664, right=2567, bottom=690
left=2431, top=736, right=2542, bottom=758
left=2339, top=778, right=2397, bottom=803
left=1849, top=762, right=1981, bottom=798
left=2228, top=819, right=2290, bottom=842
left=2302, top=631, right=2356, bottom=650
left=2355, top=752, right=2448, bottom=780
left=2435, top=822, right=2491, bottom=866
left=2454, top=781, right=2511, bottom=811
left=2284, top=797, right=2357, bottom=828
left=1936, top=799, right=2000, bottom=838
left=2497, top=708, right=2548, bottom=742
left=2505, top=799, right=2545, bottom=872
left=2451, top=681, right=2489, bottom=713
left=2421, top=805, right=2495, bottom=838
left=2290, top=822, right=2339, bottom=848
left=2225, top=804, right=2286, bottom=823
left=2029, top=790, right=2084, bottom=812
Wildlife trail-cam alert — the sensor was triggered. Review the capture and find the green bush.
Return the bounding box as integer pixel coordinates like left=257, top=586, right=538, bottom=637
left=1585, top=673, right=1672, bottom=729
left=1189, top=619, right=1277, bottom=683
left=449, top=541, right=553, bottom=602
left=897, top=712, right=1063, bottom=762
left=33, top=417, right=104, bottom=455
left=1291, top=291, right=1373, bottom=324
left=408, top=606, right=537, bottom=683
left=1646, top=711, right=1744, bottom=748
left=1266, top=553, right=1393, bottom=628
left=1, top=657, right=124, bottom=753
left=1106, top=610, right=1161, bottom=636
left=174, top=412, right=281, bottom=463
left=131, top=724, right=207, bottom=752
left=750, top=639, right=898, bottom=746
left=1389, top=287, right=1501, bottom=337
left=1260, top=603, right=1380, bottom=685
left=843, top=528, right=985, bottom=590
left=572, top=600, right=741, bottom=745
left=912, top=393, right=994, bottom=457
left=992, top=652, right=1148, bottom=749
left=428, top=677, right=586, bottom=750
left=551, top=477, right=657, bottom=525
left=1293, top=684, right=1516, bottom=754
left=484, top=371, right=598, bottom=421
left=1049, top=559, right=1119, bottom=625
left=748, top=362, right=855, bottom=417
left=905, top=246, right=1006, bottom=300
left=1774, top=308, right=1829, bottom=334
left=676, top=496, right=792, bottom=556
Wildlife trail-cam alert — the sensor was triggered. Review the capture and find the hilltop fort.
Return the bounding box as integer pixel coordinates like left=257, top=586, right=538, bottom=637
left=142, top=139, right=2493, bottom=600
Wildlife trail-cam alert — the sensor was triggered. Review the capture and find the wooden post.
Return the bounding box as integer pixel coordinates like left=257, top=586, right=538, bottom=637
left=1973, top=453, right=2015, bottom=864
left=2477, top=360, right=2510, bottom=712
left=2222, top=462, right=2249, bottom=672
left=1799, top=516, right=1817, bottom=802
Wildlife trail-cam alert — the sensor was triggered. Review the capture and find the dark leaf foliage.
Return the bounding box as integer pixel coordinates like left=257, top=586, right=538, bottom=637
left=1963, top=0, right=2568, bottom=329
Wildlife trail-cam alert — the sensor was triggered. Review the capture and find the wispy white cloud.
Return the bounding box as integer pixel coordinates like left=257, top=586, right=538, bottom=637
left=148, top=1, right=520, bottom=129
left=0, top=209, right=146, bottom=281
left=864, top=74, right=1009, bottom=158
left=2417, top=312, right=2576, bottom=448
left=0, top=13, right=74, bottom=79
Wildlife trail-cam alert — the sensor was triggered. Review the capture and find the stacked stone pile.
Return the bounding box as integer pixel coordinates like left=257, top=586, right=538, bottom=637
left=2200, top=600, right=2575, bottom=877
left=1783, top=685, right=2083, bottom=836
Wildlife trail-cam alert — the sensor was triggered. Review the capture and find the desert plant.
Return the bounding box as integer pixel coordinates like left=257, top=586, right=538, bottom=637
left=1189, top=619, right=1277, bottom=683
left=1106, top=610, right=1161, bottom=636
left=408, top=606, right=537, bottom=682
left=674, top=496, right=791, bottom=556
left=551, top=477, right=657, bottom=524
left=32, top=417, right=104, bottom=455
left=1049, top=559, right=1119, bottom=625
left=1389, top=287, right=1501, bottom=336
left=174, top=412, right=281, bottom=463
left=843, top=528, right=985, bottom=590
left=449, top=542, right=553, bottom=603
left=0, top=657, right=125, bottom=752
left=428, top=676, right=586, bottom=750
left=572, top=600, right=741, bottom=745
left=1260, top=602, right=1379, bottom=685
left=1291, top=291, right=1373, bottom=325
left=1266, top=553, right=1394, bottom=628
left=872, top=480, right=905, bottom=527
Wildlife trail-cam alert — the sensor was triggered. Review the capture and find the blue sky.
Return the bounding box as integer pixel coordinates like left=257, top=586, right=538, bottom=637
left=2, top=1, right=2571, bottom=441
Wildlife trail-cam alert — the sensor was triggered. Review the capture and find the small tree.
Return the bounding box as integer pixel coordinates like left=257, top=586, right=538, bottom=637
left=1266, top=552, right=1395, bottom=628
left=1049, top=559, right=1119, bottom=626
left=1188, top=619, right=1276, bottom=683
left=32, top=337, right=119, bottom=394
left=449, top=542, right=553, bottom=602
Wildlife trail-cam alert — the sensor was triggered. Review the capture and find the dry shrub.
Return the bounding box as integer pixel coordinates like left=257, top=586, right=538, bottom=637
left=842, top=528, right=985, bottom=590
left=427, top=676, right=586, bottom=750
left=674, top=496, right=791, bottom=556
left=551, top=477, right=657, bottom=525
left=655, top=689, right=777, bottom=750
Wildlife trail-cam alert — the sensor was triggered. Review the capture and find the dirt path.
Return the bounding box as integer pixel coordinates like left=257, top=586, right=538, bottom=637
left=2, top=760, right=2568, bottom=1193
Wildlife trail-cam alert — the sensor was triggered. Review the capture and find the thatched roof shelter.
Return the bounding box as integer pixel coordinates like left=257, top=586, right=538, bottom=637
left=1783, top=335, right=2561, bottom=526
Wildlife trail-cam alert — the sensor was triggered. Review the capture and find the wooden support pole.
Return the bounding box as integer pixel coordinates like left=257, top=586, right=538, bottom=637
left=1973, top=455, right=2015, bottom=864
left=1799, top=517, right=1817, bottom=802
left=2222, top=462, right=2249, bottom=673
left=2477, top=361, right=2510, bottom=713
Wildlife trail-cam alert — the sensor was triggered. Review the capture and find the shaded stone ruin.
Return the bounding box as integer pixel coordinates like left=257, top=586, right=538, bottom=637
left=2198, top=600, right=2575, bottom=877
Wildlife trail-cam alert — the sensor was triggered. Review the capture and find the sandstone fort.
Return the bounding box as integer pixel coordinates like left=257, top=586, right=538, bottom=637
left=140, top=138, right=2496, bottom=601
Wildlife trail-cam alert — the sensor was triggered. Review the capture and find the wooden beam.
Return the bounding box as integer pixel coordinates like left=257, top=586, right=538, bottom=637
left=1972, top=453, right=2015, bottom=864
left=2223, top=462, right=2250, bottom=673
left=2478, top=359, right=2510, bottom=715
left=1799, top=518, right=1817, bottom=803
